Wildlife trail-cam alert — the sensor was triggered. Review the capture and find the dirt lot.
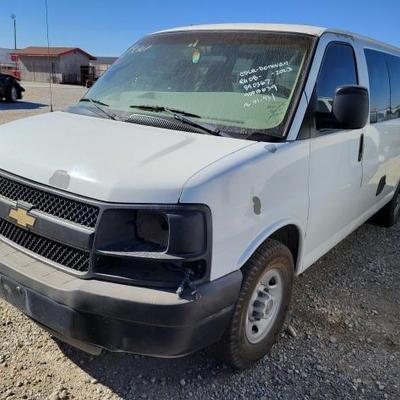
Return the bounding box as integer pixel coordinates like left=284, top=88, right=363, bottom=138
left=0, top=82, right=87, bottom=125
left=0, top=83, right=399, bottom=400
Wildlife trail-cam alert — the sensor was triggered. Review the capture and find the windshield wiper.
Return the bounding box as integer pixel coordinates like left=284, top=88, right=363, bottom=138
left=129, top=104, right=201, bottom=118
left=80, top=97, right=109, bottom=107
left=80, top=97, right=118, bottom=120
left=129, top=104, right=221, bottom=136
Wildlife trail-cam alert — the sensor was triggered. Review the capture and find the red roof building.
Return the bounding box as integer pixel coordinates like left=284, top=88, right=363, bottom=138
left=11, top=47, right=97, bottom=84
left=12, top=47, right=96, bottom=59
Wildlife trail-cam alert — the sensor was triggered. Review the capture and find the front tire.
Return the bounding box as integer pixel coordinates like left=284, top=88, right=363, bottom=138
left=6, top=85, right=18, bottom=103
left=217, top=239, right=294, bottom=369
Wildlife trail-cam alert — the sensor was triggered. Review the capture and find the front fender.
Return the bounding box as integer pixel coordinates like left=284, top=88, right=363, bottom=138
left=180, top=140, right=310, bottom=280
left=236, top=218, right=304, bottom=273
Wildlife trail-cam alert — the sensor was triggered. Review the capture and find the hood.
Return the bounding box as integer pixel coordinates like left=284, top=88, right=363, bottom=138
left=0, top=112, right=253, bottom=203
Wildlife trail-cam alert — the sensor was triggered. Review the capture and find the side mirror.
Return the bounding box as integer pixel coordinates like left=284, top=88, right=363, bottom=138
left=315, top=85, right=369, bottom=130
left=332, top=85, right=369, bottom=129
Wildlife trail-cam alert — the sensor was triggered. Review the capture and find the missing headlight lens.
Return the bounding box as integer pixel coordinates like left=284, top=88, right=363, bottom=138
left=136, top=211, right=169, bottom=250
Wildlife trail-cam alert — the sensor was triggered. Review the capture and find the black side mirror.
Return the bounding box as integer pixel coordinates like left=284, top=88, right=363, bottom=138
left=332, top=85, right=369, bottom=129
left=315, top=85, right=369, bottom=130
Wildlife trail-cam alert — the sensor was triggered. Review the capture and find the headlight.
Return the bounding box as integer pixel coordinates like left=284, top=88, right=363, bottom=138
left=93, top=205, right=211, bottom=288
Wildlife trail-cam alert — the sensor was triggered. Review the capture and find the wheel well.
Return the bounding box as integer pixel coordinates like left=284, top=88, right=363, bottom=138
left=269, top=225, right=300, bottom=271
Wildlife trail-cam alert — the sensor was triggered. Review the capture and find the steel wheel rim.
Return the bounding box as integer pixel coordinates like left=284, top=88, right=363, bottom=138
left=394, top=192, right=400, bottom=217
left=245, top=268, right=284, bottom=344
left=11, top=87, right=17, bottom=102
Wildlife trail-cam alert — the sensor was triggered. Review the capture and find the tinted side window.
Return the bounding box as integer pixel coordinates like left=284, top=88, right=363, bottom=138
left=316, top=43, right=358, bottom=113
left=387, top=55, right=400, bottom=119
left=364, top=49, right=391, bottom=123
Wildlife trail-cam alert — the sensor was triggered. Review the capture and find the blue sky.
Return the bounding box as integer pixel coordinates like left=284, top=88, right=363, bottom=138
left=0, top=0, right=399, bottom=56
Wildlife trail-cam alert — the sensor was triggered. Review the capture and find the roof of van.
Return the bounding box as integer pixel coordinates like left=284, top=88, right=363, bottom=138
left=159, top=23, right=325, bottom=36
left=157, top=24, right=399, bottom=52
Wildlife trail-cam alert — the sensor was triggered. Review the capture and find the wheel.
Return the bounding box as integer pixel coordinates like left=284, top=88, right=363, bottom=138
left=217, top=239, right=294, bottom=369
left=371, top=182, right=400, bottom=227
left=6, top=85, right=18, bottom=102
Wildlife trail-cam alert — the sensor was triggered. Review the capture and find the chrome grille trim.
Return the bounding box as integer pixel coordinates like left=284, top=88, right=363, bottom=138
left=0, top=174, right=99, bottom=228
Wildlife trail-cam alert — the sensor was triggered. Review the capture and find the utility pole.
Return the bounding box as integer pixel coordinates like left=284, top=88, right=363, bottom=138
left=11, top=14, right=17, bottom=50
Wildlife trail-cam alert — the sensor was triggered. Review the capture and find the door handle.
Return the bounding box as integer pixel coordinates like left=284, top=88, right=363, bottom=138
left=358, top=134, right=364, bottom=162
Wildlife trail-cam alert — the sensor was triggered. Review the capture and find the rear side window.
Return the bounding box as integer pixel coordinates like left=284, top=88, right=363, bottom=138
left=387, top=55, right=400, bottom=119
left=316, top=42, right=358, bottom=112
left=364, top=49, right=391, bottom=123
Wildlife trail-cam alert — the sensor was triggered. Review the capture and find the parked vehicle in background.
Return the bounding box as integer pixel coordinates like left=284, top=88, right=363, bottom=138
left=0, top=24, right=399, bottom=370
left=0, top=73, right=25, bottom=102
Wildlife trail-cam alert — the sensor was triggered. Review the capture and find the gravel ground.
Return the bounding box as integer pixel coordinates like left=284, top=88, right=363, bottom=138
left=0, top=83, right=399, bottom=400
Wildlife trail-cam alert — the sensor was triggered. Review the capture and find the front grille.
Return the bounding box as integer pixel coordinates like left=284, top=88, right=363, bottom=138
left=0, top=218, right=90, bottom=272
left=0, top=175, right=99, bottom=228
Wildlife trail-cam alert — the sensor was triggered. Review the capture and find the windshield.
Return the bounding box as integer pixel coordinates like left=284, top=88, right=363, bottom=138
left=80, top=31, right=314, bottom=139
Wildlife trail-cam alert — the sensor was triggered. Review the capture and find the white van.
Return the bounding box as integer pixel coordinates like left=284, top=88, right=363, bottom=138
left=0, top=24, right=399, bottom=369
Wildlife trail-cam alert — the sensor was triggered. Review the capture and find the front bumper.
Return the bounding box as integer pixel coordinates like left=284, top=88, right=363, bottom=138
left=0, top=240, right=242, bottom=357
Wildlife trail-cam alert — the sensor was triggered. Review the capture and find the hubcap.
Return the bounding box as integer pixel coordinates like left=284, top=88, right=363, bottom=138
left=11, top=87, right=17, bottom=102
left=245, top=268, right=283, bottom=344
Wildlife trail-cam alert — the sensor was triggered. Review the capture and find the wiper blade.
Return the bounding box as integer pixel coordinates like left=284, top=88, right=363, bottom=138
left=80, top=97, right=117, bottom=120
left=129, top=104, right=201, bottom=118
left=80, top=97, right=109, bottom=107
left=128, top=104, right=220, bottom=136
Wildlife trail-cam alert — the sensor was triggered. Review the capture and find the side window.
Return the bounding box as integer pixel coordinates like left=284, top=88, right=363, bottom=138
left=364, top=49, right=391, bottom=123
left=387, top=55, right=400, bottom=120
left=316, top=43, right=358, bottom=114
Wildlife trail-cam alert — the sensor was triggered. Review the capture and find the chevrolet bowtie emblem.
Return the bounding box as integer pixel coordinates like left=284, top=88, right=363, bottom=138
left=9, top=207, right=36, bottom=228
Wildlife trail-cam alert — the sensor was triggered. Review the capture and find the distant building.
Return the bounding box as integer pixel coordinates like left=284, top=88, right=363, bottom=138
left=11, top=46, right=96, bottom=84
left=90, top=56, right=118, bottom=78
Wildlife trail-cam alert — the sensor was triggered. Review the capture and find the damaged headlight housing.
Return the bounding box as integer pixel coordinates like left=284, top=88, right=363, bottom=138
left=93, top=205, right=211, bottom=288
left=136, top=210, right=169, bottom=250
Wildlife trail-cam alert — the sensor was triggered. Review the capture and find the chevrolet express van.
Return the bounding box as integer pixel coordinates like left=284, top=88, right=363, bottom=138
left=0, top=24, right=399, bottom=369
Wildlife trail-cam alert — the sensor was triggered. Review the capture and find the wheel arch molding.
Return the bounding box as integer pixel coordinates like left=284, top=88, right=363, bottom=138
left=236, top=219, right=304, bottom=275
